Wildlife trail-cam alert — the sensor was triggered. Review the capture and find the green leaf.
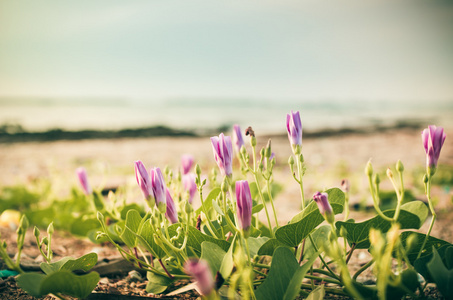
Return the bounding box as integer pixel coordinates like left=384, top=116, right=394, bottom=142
left=17, top=271, right=99, bottom=298
left=120, top=203, right=145, bottom=220
left=426, top=247, right=453, bottom=298
left=257, top=238, right=291, bottom=256
left=146, top=271, right=173, bottom=294
left=212, top=198, right=224, bottom=216
left=255, top=247, right=318, bottom=300
left=120, top=209, right=142, bottom=248
left=92, top=191, right=105, bottom=210
left=16, top=273, right=45, bottom=297
left=303, top=225, right=330, bottom=260
left=283, top=251, right=320, bottom=300
left=275, top=188, right=344, bottom=247
left=70, top=216, right=100, bottom=237
left=400, top=231, right=452, bottom=264
left=201, top=241, right=227, bottom=276
left=247, top=237, right=270, bottom=257
left=414, top=245, right=453, bottom=283
left=306, top=285, right=325, bottom=300
left=335, top=201, right=428, bottom=249
left=252, top=204, right=264, bottom=214
left=135, top=220, right=166, bottom=259
left=386, top=269, right=420, bottom=300
left=218, top=234, right=237, bottom=280
left=41, top=253, right=97, bottom=275
left=195, top=188, right=221, bottom=215
left=169, top=225, right=230, bottom=255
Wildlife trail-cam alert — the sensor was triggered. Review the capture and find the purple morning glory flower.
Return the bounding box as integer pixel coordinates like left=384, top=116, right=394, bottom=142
left=232, top=124, right=245, bottom=154
left=422, top=125, right=446, bottom=173
left=181, top=154, right=194, bottom=175
left=183, top=173, right=197, bottom=204
left=134, top=161, right=153, bottom=200
left=286, top=111, right=302, bottom=153
left=211, top=133, right=233, bottom=177
left=150, top=167, right=167, bottom=212
left=165, top=188, right=178, bottom=224
left=76, top=167, right=92, bottom=195
left=184, top=259, right=215, bottom=296
left=236, top=180, right=253, bottom=234
left=313, top=191, right=334, bottom=224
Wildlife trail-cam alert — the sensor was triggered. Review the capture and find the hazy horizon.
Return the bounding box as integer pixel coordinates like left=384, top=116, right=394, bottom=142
left=1, top=0, right=452, bottom=102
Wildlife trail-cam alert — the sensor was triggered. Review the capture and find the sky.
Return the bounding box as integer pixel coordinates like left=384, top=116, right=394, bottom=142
left=0, top=0, right=452, bottom=102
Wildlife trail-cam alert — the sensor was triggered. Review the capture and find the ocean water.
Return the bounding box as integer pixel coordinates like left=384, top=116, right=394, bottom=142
left=1, top=98, right=452, bottom=134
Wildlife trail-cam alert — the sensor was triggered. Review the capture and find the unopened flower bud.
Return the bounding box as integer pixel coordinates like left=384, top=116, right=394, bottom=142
left=232, top=125, right=245, bottom=154
left=76, top=167, right=92, bottom=195
left=165, top=189, right=178, bottom=224
left=195, top=164, right=202, bottom=177
left=299, top=154, right=304, bottom=163
left=184, top=259, right=215, bottom=296
left=181, top=154, right=194, bottom=175
left=313, top=192, right=335, bottom=225
left=97, top=211, right=105, bottom=223
left=184, top=200, right=193, bottom=215
left=221, top=177, right=229, bottom=193
left=286, top=111, right=302, bottom=154
left=423, top=174, right=428, bottom=184
left=288, top=156, right=295, bottom=166
left=396, top=160, right=404, bottom=173
left=33, top=226, right=40, bottom=239
left=183, top=174, right=197, bottom=204
left=236, top=180, right=253, bottom=236
left=264, top=139, right=272, bottom=158
left=47, top=222, right=54, bottom=235
left=19, top=215, right=29, bottom=231
left=241, top=145, right=247, bottom=155
left=251, top=136, right=257, bottom=148
left=151, top=167, right=167, bottom=209
left=374, top=174, right=380, bottom=185
left=386, top=168, right=394, bottom=179
left=422, top=125, right=446, bottom=174
left=365, top=161, right=373, bottom=177
left=134, top=160, right=153, bottom=201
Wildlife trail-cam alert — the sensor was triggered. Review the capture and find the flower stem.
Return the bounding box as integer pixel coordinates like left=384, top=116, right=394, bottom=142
left=295, top=155, right=305, bottom=209
left=417, top=176, right=436, bottom=259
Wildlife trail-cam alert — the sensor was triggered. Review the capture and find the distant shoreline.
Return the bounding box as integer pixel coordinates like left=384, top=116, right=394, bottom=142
left=0, top=120, right=425, bottom=143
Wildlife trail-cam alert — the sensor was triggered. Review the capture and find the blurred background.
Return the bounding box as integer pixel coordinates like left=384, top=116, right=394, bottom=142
left=1, top=0, right=452, bottom=135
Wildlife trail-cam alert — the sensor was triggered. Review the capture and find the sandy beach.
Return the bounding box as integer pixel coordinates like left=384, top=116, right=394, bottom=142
left=1, top=127, right=452, bottom=226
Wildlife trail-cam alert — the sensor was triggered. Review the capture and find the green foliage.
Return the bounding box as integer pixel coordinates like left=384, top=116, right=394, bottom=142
left=17, top=271, right=99, bottom=298
left=336, top=201, right=428, bottom=249
left=400, top=232, right=452, bottom=264
left=415, top=245, right=453, bottom=284
left=40, top=252, right=98, bottom=275
left=425, top=247, right=453, bottom=298
left=201, top=241, right=227, bottom=276
left=254, top=247, right=319, bottom=300
left=17, top=253, right=100, bottom=299
left=306, top=285, right=325, bottom=300
left=0, top=185, right=41, bottom=212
